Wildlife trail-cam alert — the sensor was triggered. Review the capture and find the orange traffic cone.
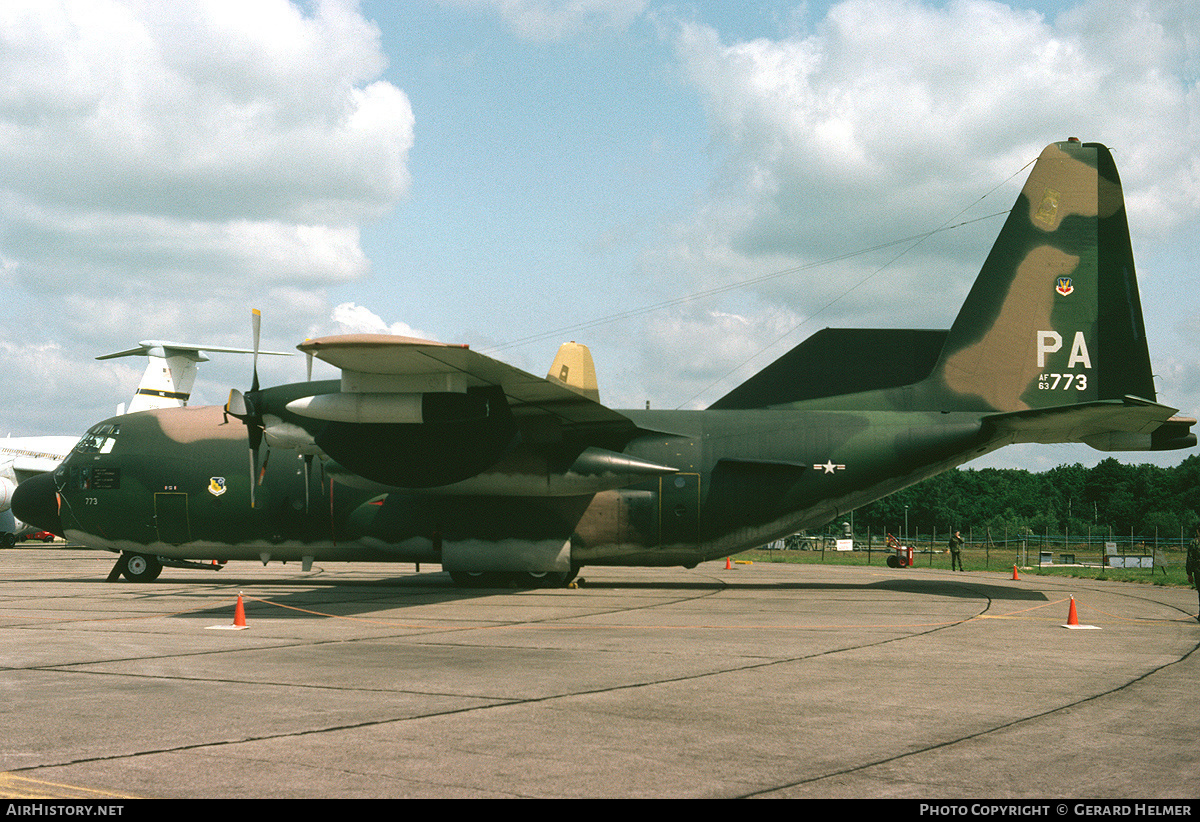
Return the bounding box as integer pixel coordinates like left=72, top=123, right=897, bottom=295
left=1062, top=595, right=1100, bottom=629
left=725, top=557, right=732, bottom=570
left=1011, top=565, right=1020, bottom=580
left=233, top=592, right=247, bottom=628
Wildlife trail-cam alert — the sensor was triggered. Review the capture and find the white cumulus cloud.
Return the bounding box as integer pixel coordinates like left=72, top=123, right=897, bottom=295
left=326, top=302, right=434, bottom=341
left=441, top=0, right=648, bottom=42
left=0, top=0, right=415, bottom=434
left=633, top=0, right=1200, bottom=415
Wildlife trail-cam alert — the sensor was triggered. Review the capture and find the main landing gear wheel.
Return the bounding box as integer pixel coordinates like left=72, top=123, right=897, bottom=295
left=122, top=553, right=163, bottom=582
left=522, top=566, right=581, bottom=587
left=447, top=567, right=581, bottom=588
left=447, top=569, right=496, bottom=587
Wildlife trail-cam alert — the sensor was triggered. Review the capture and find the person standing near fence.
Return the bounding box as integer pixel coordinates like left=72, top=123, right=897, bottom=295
left=949, top=530, right=965, bottom=572
left=1188, top=527, right=1200, bottom=622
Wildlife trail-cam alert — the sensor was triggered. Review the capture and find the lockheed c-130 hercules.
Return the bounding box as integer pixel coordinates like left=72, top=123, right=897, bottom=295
left=13, top=140, right=1197, bottom=584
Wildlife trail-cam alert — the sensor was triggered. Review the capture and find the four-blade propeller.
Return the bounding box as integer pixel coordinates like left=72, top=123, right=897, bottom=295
left=224, top=309, right=267, bottom=507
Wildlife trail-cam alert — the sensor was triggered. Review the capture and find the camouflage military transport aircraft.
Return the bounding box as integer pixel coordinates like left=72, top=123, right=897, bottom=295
left=12, top=140, right=1197, bottom=584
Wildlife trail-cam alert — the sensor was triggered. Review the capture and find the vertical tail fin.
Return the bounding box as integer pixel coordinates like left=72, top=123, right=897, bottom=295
left=96, top=343, right=203, bottom=413
left=96, top=341, right=292, bottom=414
left=931, top=139, right=1155, bottom=412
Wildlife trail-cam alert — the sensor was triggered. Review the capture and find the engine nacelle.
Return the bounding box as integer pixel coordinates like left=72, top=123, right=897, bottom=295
left=0, top=475, right=16, bottom=514
left=313, top=386, right=517, bottom=488
left=286, top=390, right=489, bottom=425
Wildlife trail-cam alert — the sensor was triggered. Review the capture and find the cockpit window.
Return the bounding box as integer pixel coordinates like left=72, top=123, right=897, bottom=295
left=75, top=423, right=120, bottom=455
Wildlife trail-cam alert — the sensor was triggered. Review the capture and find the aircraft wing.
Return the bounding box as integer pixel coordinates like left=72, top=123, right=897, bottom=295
left=275, top=335, right=661, bottom=493
left=11, top=455, right=63, bottom=481
left=1, top=436, right=80, bottom=484
left=295, top=334, right=633, bottom=429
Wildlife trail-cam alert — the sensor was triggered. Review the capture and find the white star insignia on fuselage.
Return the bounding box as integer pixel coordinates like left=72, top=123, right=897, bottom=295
left=814, top=461, right=845, bottom=474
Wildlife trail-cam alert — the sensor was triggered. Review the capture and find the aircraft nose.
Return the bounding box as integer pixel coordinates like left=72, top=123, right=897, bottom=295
left=12, top=472, right=63, bottom=537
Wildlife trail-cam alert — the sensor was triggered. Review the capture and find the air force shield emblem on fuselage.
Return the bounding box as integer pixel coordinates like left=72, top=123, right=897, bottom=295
left=208, top=477, right=227, bottom=497
left=1056, top=276, right=1074, bottom=296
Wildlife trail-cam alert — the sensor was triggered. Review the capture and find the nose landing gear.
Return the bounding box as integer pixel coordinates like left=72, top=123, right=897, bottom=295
left=106, top=552, right=163, bottom=582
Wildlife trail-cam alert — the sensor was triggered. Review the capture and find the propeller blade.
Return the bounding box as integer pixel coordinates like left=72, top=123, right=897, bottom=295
left=225, top=388, right=248, bottom=419
left=251, top=308, right=261, bottom=393
left=247, top=446, right=258, bottom=508
left=227, top=309, right=267, bottom=507
left=300, top=336, right=314, bottom=381
left=303, top=454, right=313, bottom=513
left=247, top=420, right=263, bottom=508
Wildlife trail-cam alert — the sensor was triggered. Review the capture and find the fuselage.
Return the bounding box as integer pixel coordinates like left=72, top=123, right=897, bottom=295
left=25, top=399, right=1002, bottom=570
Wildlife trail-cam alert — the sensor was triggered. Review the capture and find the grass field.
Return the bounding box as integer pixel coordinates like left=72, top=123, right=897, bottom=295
left=734, top=546, right=1197, bottom=588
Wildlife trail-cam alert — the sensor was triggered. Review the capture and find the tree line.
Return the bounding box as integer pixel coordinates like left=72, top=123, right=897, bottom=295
left=847, top=454, right=1200, bottom=545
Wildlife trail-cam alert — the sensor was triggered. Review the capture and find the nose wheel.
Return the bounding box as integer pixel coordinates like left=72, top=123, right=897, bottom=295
left=107, top=552, right=163, bottom=582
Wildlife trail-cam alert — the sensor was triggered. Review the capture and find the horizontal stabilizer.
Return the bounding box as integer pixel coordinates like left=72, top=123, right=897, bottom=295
left=96, top=340, right=292, bottom=361
left=1140, top=416, right=1199, bottom=451
left=985, top=397, right=1188, bottom=450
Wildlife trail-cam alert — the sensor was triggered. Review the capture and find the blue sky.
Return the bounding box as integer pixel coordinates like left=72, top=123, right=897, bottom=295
left=1, top=0, right=1197, bottom=472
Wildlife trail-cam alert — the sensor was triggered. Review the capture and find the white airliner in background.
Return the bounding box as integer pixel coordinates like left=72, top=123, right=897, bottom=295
left=1, top=341, right=288, bottom=546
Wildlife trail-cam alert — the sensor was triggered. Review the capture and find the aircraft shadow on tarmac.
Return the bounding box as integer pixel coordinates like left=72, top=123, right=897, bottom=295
left=568, top=577, right=1049, bottom=601
left=125, top=570, right=1049, bottom=622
